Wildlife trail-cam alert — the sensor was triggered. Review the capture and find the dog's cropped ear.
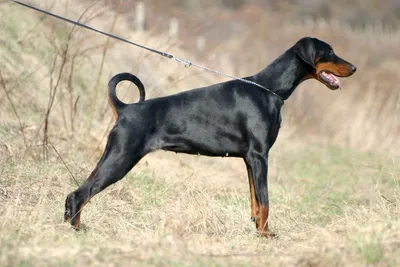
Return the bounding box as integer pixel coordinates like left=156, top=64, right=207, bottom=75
left=294, top=37, right=316, bottom=68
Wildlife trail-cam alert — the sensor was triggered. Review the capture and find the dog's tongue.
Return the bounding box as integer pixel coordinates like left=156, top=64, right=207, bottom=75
left=322, top=72, right=341, bottom=88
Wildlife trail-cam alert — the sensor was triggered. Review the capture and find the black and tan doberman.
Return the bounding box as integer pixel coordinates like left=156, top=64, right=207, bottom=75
left=65, top=37, right=356, bottom=237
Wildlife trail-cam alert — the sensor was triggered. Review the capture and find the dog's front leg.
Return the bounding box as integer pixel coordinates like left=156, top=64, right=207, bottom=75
left=245, top=152, right=276, bottom=238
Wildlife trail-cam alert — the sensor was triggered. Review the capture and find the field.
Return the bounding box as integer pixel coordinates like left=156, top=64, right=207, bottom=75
left=1, top=1, right=400, bottom=266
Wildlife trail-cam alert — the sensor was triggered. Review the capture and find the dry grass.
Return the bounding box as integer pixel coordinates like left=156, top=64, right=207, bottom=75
left=1, top=140, right=399, bottom=266
left=1, top=1, right=400, bottom=266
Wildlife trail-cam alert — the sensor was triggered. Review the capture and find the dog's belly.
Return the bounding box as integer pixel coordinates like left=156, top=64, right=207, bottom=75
left=162, top=146, right=243, bottom=157
left=160, top=132, right=247, bottom=157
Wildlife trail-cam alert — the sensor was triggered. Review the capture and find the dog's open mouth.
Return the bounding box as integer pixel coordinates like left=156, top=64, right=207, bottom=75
left=319, top=71, right=341, bottom=90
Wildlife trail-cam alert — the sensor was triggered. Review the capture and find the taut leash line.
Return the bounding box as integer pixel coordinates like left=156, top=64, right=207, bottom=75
left=8, top=0, right=283, bottom=101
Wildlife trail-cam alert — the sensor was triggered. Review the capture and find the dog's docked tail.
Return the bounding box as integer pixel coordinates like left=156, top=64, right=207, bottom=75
left=108, top=72, right=146, bottom=120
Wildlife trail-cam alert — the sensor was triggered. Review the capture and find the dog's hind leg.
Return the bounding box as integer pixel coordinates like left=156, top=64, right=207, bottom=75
left=64, top=126, right=146, bottom=230
left=245, top=151, right=275, bottom=238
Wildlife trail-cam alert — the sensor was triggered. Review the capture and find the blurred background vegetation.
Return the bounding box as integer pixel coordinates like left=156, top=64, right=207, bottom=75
left=1, top=0, right=400, bottom=155
left=103, top=0, right=400, bottom=153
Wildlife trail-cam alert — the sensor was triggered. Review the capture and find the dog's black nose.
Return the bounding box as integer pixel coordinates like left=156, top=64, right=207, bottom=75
left=350, top=65, right=357, bottom=73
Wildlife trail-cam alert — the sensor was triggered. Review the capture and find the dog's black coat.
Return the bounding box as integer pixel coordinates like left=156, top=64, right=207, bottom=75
left=65, top=37, right=356, bottom=237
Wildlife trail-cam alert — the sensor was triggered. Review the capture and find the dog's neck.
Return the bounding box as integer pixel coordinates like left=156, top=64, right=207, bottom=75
left=251, top=48, right=312, bottom=100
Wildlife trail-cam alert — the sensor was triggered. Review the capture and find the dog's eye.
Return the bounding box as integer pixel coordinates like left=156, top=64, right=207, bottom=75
left=329, top=50, right=334, bottom=56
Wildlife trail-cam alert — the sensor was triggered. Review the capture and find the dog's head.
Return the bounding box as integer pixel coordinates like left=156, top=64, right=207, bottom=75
left=294, top=37, right=357, bottom=90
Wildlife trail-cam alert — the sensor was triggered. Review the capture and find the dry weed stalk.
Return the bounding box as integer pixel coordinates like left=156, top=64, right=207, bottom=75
left=87, top=0, right=123, bottom=132
left=42, top=2, right=100, bottom=160
left=0, top=70, right=28, bottom=148
left=43, top=39, right=70, bottom=160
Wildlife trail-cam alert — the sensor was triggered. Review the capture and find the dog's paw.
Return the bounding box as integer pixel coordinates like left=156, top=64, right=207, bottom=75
left=64, top=191, right=76, bottom=223
left=64, top=208, right=71, bottom=222
left=258, top=230, right=278, bottom=239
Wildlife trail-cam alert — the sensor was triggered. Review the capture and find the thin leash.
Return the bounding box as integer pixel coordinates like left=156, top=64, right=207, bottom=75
left=9, top=0, right=283, bottom=101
